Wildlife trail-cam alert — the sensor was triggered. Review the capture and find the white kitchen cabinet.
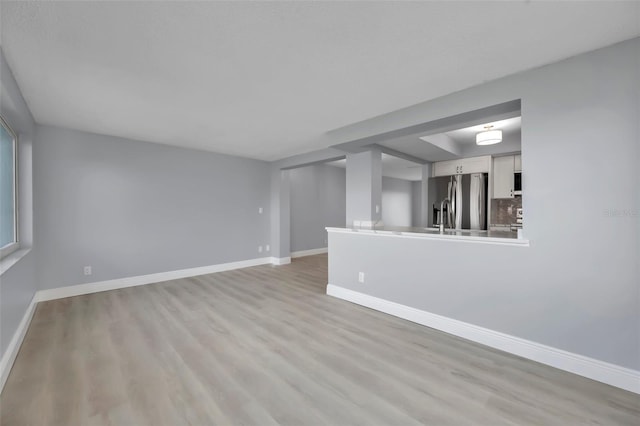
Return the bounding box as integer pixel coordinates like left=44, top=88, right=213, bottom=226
left=432, top=160, right=458, bottom=177
left=493, top=155, right=515, bottom=198
left=460, top=156, right=491, bottom=174
left=514, top=154, right=522, bottom=172
left=432, top=156, right=491, bottom=177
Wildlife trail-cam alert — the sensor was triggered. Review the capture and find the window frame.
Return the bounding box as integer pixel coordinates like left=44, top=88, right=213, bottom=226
left=0, top=114, right=18, bottom=259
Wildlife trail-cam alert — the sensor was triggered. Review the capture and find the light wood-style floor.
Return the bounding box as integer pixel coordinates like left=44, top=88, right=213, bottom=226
left=1, top=254, right=638, bottom=425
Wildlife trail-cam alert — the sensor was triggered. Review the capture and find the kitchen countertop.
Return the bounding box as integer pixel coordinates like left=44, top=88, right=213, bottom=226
left=326, top=226, right=529, bottom=246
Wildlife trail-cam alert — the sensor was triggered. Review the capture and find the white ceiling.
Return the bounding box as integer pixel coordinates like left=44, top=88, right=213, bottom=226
left=379, top=116, right=522, bottom=163
left=445, top=117, right=521, bottom=145
left=1, top=1, right=638, bottom=161
left=326, top=154, right=422, bottom=182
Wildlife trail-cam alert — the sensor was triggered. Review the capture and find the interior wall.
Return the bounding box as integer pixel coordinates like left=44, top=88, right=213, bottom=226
left=289, top=164, right=346, bottom=252
left=381, top=177, right=412, bottom=227
left=329, top=38, right=640, bottom=370
left=0, top=50, right=37, bottom=361
left=33, top=125, right=272, bottom=291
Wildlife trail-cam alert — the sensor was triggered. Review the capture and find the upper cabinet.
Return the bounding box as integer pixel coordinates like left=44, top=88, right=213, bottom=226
left=432, top=155, right=491, bottom=177
left=493, top=154, right=521, bottom=199
left=514, top=154, right=522, bottom=172
left=432, top=160, right=459, bottom=176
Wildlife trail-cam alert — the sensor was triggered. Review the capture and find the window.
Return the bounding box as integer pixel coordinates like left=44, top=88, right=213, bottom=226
left=0, top=115, right=18, bottom=258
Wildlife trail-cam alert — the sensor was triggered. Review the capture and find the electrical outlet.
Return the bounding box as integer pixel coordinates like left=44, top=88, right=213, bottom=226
left=84, top=266, right=92, bottom=276
left=358, top=272, right=365, bottom=283
left=258, top=207, right=263, bottom=214
left=258, top=245, right=263, bottom=253
left=265, top=244, right=270, bottom=252
left=375, top=204, right=380, bottom=214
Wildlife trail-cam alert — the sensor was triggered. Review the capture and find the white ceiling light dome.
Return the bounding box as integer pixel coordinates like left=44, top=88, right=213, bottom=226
left=476, top=125, right=503, bottom=145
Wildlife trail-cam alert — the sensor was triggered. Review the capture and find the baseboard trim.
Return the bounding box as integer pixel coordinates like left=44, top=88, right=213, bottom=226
left=326, top=284, right=640, bottom=394
left=271, top=256, right=291, bottom=265
left=291, top=247, right=328, bottom=258
left=37, top=257, right=275, bottom=302
left=0, top=293, right=38, bottom=394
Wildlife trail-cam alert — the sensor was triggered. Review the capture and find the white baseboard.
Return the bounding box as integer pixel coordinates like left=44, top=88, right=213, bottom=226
left=38, top=257, right=275, bottom=302
left=1, top=293, right=38, bottom=394
left=291, top=247, right=328, bottom=258
left=326, top=284, right=640, bottom=394
left=271, top=256, right=291, bottom=265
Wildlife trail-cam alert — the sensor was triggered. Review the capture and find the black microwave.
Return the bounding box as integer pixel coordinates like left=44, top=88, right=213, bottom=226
left=514, top=172, right=522, bottom=195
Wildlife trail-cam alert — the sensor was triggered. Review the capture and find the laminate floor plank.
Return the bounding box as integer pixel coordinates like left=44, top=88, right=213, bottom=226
left=1, top=254, right=638, bottom=425
left=196, top=276, right=495, bottom=425
left=194, top=283, right=428, bottom=426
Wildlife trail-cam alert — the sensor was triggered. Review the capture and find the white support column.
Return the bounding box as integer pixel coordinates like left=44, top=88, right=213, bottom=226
left=346, top=149, right=382, bottom=228
left=270, top=167, right=290, bottom=262
left=421, top=163, right=432, bottom=227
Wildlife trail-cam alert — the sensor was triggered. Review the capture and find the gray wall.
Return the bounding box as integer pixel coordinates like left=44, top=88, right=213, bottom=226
left=34, top=125, right=272, bottom=290
left=329, top=38, right=640, bottom=370
left=289, top=164, right=345, bottom=252
left=269, top=147, right=347, bottom=259
left=381, top=177, right=412, bottom=227
left=0, top=50, right=37, bottom=358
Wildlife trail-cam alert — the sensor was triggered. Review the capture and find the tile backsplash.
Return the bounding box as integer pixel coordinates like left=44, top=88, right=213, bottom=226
left=491, top=197, right=522, bottom=226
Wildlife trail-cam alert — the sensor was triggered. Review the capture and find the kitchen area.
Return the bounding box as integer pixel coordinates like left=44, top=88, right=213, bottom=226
left=334, top=113, right=528, bottom=245
left=427, top=151, right=524, bottom=237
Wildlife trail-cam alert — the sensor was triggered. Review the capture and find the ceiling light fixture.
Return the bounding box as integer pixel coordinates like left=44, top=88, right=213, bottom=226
left=476, top=125, right=502, bottom=145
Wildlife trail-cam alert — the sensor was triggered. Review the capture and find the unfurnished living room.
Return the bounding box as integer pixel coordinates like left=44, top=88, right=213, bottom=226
left=0, top=1, right=639, bottom=425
